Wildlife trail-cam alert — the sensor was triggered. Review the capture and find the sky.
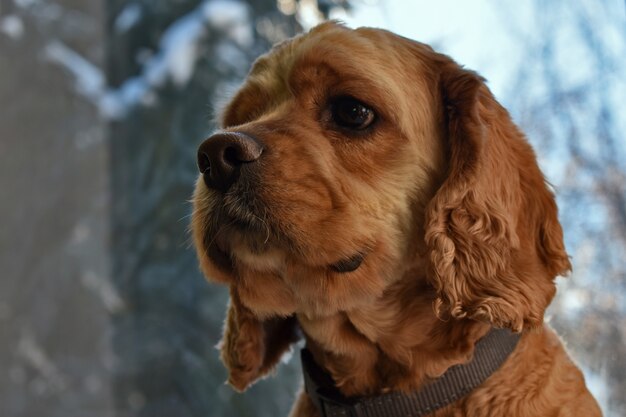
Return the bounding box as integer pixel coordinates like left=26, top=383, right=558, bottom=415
left=328, top=0, right=527, bottom=100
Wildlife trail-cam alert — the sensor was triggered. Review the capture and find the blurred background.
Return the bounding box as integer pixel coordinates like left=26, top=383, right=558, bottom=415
left=0, top=0, right=624, bottom=416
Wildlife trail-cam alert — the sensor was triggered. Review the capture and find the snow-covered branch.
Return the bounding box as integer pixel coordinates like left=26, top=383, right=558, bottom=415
left=44, top=0, right=252, bottom=120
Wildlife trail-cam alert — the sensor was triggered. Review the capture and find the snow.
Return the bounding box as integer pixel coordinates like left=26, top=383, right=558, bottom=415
left=13, top=0, right=40, bottom=8
left=101, top=3, right=213, bottom=117
left=114, top=3, right=142, bottom=33
left=203, top=0, right=253, bottom=47
left=81, top=270, right=125, bottom=313
left=100, top=79, right=147, bottom=120
left=44, top=0, right=251, bottom=120
left=0, top=15, right=25, bottom=39
left=44, top=40, right=105, bottom=102
left=277, top=0, right=297, bottom=16
left=158, top=10, right=207, bottom=86
left=296, top=0, right=324, bottom=30
left=17, top=331, right=67, bottom=390
left=561, top=288, right=589, bottom=318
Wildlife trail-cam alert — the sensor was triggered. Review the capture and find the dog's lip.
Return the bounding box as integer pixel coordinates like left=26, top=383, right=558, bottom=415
left=214, top=229, right=231, bottom=252
left=204, top=212, right=274, bottom=272
left=206, top=230, right=235, bottom=273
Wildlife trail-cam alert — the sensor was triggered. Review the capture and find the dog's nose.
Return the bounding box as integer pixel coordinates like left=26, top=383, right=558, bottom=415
left=197, top=132, right=263, bottom=192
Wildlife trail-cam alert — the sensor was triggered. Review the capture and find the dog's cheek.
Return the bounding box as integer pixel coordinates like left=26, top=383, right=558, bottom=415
left=291, top=236, right=402, bottom=315
left=191, top=183, right=236, bottom=284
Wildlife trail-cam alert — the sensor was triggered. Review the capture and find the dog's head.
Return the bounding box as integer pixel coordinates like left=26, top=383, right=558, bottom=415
left=191, top=22, right=571, bottom=391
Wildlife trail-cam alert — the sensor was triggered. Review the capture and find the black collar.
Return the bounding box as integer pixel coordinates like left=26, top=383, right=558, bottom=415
left=301, top=328, right=521, bottom=417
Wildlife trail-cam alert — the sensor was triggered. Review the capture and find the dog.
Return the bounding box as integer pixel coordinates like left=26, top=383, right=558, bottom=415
left=191, top=22, right=601, bottom=417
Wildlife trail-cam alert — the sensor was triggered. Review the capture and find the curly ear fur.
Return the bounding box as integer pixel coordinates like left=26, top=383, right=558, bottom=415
left=219, top=288, right=299, bottom=392
left=425, top=60, right=571, bottom=332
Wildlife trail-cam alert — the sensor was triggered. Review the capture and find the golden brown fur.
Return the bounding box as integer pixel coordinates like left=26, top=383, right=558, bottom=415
left=191, top=22, right=601, bottom=416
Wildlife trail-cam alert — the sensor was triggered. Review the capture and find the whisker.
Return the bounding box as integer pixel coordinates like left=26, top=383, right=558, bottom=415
left=252, top=209, right=271, bottom=244
left=206, top=217, right=237, bottom=250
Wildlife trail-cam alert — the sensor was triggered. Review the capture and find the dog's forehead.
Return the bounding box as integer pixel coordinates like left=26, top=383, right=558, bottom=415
left=222, top=22, right=439, bottom=133
left=253, top=23, right=420, bottom=81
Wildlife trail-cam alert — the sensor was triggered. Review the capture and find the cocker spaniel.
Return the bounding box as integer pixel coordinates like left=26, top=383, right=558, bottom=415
left=191, top=22, right=601, bottom=417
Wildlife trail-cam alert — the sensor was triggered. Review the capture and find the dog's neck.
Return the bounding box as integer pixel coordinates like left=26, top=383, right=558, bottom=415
left=297, top=268, right=491, bottom=397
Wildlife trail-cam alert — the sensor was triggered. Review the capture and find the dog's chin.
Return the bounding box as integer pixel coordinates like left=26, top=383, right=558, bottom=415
left=203, top=209, right=288, bottom=276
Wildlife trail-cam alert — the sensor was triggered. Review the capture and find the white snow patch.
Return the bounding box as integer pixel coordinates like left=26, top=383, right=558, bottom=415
left=100, top=78, right=148, bottom=119
left=0, top=15, right=25, bottom=39
left=114, top=3, right=142, bottom=33
left=158, top=11, right=206, bottom=86
left=297, top=0, right=323, bottom=30
left=277, top=0, right=297, bottom=16
left=203, top=0, right=252, bottom=47
left=17, top=331, right=67, bottom=390
left=44, top=40, right=105, bottom=101
left=13, top=0, right=40, bottom=8
left=561, top=288, right=589, bottom=318
left=44, top=0, right=252, bottom=120
left=101, top=5, right=209, bottom=117
left=280, top=346, right=294, bottom=364
left=81, top=270, right=125, bottom=313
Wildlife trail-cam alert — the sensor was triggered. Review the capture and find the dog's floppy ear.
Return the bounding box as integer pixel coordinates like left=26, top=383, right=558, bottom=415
left=424, top=59, right=571, bottom=332
left=219, top=287, right=299, bottom=392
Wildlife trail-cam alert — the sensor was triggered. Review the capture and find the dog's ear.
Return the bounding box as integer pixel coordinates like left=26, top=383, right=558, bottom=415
left=219, top=287, right=299, bottom=392
left=424, top=59, right=571, bottom=332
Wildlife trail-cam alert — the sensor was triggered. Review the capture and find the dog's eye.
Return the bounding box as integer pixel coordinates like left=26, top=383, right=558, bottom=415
left=330, top=253, right=364, bottom=273
left=330, top=97, right=375, bottom=130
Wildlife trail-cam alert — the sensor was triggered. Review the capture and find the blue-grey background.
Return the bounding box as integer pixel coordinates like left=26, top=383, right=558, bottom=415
left=0, top=1, right=624, bottom=416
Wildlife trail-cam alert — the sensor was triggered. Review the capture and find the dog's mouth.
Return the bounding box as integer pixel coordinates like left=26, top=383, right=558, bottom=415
left=204, top=215, right=368, bottom=275
left=201, top=191, right=285, bottom=272
left=199, top=187, right=371, bottom=276
left=206, top=233, right=234, bottom=273
left=206, top=226, right=369, bottom=278
left=204, top=218, right=265, bottom=269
